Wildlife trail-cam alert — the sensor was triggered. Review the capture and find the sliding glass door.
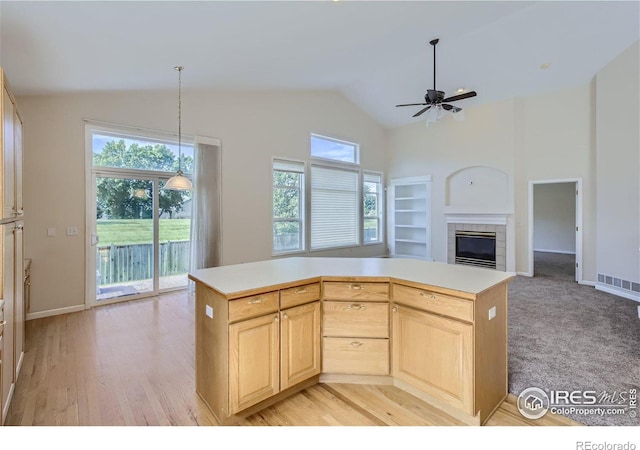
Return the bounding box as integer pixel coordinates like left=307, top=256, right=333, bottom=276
left=86, top=124, right=193, bottom=306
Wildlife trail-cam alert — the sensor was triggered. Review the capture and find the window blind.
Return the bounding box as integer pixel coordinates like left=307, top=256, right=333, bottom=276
left=311, top=165, right=359, bottom=249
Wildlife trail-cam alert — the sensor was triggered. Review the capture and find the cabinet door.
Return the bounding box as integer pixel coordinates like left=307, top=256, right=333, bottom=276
left=1, top=224, right=15, bottom=424
left=280, top=301, right=320, bottom=390
left=392, top=304, right=473, bottom=414
left=229, top=313, right=280, bottom=414
left=13, top=223, right=24, bottom=379
left=2, top=86, right=15, bottom=220
left=13, top=110, right=22, bottom=217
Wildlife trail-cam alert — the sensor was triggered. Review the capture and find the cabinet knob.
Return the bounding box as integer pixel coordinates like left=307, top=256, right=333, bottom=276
left=392, top=306, right=397, bottom=313
left=283, top=313, right=289, bottom=320
left=346, top=304, right=364, bottom=310
left=274, top=316, right=279, bottom=322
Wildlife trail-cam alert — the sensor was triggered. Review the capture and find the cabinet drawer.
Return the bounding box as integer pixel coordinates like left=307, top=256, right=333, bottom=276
left=323, top=337, right=389, bottom=375
left=280, top=282, right=320, bottom=310
left=323, top=282, right=389, bottom=301
left=322, top=301, right=389, bottom=338
left=228, top=291, right=279, bottom=323
left=392, top=284, right=473, bottom=323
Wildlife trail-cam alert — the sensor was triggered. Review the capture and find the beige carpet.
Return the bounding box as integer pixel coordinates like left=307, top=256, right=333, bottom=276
left=507, top=252, right=639, bottom=426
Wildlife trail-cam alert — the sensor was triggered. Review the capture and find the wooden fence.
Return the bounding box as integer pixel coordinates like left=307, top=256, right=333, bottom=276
left=97, top=240, right=189, bottom=285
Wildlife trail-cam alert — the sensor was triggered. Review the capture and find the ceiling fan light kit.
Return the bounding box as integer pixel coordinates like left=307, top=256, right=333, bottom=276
left=396, top=38, right=477, bottom=126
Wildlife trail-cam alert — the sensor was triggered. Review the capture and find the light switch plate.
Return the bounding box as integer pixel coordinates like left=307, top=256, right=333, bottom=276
left=66, top=227, right=79, bottom=236
left=47, top=227, right=56, bottom=237
left=205, top=305, right=213, bottom=318
left=488, top=306, right=497, bottom=320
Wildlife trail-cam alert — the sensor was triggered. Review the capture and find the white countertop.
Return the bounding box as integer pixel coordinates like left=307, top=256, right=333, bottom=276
left=189, top=257, right=514, bottom=298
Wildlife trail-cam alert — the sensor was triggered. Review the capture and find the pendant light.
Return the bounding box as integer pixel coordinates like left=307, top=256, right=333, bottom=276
left=164, top=66, right=193, bottom=191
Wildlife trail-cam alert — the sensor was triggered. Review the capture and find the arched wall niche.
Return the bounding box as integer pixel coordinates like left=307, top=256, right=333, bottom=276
left=445, top=166, right=511, bottom=211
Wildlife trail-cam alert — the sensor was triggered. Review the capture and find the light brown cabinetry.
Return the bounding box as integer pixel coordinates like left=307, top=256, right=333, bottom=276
left=392, top=304, right=473, bottom=414
left=280, top=301, right=321, bottom=390
left=229, top=313, right=280, bottom=414
left=391, top=281, right=508, bottom=424
left=195, top=281, right=321, bottom=424
left=191, top=260, right=511, bottom=426
left=322, top=281, right=390, bottom=376
left=0, top=68, right=24, bottom=426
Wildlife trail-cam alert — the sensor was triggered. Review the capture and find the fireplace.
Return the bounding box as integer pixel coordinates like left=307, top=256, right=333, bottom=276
left=455, top=231, right=496, bottom=269
left=446, top=219, right=507, bottom=271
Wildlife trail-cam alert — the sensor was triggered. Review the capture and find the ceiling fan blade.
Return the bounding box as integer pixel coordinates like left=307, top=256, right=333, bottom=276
left=442, top=104, right=462, bottom=113
left=441, top=91, right=477, bottom=103
left=413, top=106, right=431, bottom=117
left=396, top=102, right=429, bottom=107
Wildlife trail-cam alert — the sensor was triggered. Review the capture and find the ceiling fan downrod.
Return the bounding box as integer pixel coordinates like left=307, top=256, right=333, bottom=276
left=430, top=38, right=439, bottom=92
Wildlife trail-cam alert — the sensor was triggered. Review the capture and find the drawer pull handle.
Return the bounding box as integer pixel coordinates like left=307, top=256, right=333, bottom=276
left=346, top=304, right=364, bottom=310
left=349, top=284, right=364, bottom=290
left=350, top=341, right=363, bottom=347
left=294, top=288, right=307, bottom=294
left=420, top=292, right=437, bottom=300
left=248, top=297, right=265, bottom=304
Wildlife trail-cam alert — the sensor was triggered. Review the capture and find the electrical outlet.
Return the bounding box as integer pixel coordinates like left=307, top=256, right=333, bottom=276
left=488, top=306, right=497, bottom=320
left=66, top=227, right=78, bottom=236
left=206, top=305, right=214, bottom=318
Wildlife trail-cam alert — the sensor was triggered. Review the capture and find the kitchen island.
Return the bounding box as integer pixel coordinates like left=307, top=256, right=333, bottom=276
left=189, top=257, right=514, bottom=426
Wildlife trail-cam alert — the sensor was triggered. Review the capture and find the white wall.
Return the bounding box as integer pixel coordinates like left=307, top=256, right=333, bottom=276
left=388, top=84, right=596, bottom=279
left=19, top=89, right=387, bottom=316
left=595, top=41, right=640, bottom=292
left=387, top=98, right=517, bottom=271
left=533, top=183, right=576, bottom=254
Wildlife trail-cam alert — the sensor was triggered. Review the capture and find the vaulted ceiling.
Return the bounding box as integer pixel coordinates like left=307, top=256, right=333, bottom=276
left=1, top=1, right=638, bottom=128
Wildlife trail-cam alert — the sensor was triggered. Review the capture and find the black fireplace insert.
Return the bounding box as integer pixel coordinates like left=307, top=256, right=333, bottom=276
left=455, top=231, right=496, bottom=269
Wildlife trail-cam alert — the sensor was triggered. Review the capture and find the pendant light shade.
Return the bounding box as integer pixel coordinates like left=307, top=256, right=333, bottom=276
left=164, top=66, right=193, bottom=191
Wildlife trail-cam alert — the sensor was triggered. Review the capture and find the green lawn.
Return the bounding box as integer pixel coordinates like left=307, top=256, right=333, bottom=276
left=97, top=219, right=190, bottom=246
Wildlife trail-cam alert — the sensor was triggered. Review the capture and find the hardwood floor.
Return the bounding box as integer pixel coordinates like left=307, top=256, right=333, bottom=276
left=6, top=291, right=580, bottom=427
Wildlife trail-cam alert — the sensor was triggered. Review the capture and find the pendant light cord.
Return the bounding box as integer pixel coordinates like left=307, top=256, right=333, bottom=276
left=175, top=65, right=183, bottom=174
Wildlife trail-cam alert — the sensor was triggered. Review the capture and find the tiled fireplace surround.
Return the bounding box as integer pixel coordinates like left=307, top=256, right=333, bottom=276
left=447, top=223, right=507, bottom=272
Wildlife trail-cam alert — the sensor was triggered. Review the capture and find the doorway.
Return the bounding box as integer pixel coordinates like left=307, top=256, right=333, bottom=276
left=528, top=179, right=582, bottom=283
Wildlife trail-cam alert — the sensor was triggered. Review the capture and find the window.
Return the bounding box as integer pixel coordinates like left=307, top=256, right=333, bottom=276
left=92, top=132, right=193, bottom=173
left=311, top=165, right=359, bottom=249
left=363, top=172, right=383, bottom=244
left=273, top=159, right=305, bottom=254
left=310, top=134, right=359, bottom=164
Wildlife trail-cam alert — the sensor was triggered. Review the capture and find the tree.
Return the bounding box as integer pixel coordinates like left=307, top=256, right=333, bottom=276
left=95, top=139, right=192, bottom=219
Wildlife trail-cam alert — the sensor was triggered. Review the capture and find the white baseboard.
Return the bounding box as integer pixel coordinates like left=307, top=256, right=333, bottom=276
left=533, top=248, right=576, bottom=255
left=595, top=283, right=640, bottom=303
left=516, top=271, right=533, bottom=277
left=26, top=304, right=86, bottom=321
left=579, top=280, right=596, bottom=287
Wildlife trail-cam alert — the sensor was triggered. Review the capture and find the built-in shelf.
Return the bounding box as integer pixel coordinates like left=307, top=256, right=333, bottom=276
left=388, top=176, right=432, bottom=260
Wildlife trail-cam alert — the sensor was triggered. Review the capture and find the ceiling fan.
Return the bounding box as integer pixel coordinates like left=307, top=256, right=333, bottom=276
left=396, top=38, right=477, bottom=118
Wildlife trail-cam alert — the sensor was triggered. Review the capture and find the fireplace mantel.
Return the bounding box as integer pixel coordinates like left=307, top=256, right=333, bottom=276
left=444, top=211, right=511, bottom=226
